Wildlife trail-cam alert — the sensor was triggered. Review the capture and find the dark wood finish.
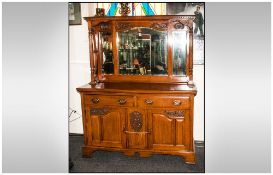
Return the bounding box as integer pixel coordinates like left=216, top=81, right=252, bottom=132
left=77, top=15, right=197, bottom=165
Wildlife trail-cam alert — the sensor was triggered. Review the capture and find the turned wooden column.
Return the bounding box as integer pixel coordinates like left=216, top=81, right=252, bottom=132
left=88, top=21, right=96, bottom=85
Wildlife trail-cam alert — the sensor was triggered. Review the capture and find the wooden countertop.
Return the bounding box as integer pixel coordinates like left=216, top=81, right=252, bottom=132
left=77, top=82, right=197, bottom=95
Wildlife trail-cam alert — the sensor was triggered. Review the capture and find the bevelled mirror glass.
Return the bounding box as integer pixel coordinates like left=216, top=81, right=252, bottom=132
left=101, top=31, right=114, bottom=74
left=117, top=27, right=168, bottom=76
left=172, top=31, right=187, bottom=76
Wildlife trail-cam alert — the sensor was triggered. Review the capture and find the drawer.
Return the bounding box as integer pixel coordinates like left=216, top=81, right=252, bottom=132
left=84, top=95, right=135, bottom=107
left=137, top=95, right=191, bottom=109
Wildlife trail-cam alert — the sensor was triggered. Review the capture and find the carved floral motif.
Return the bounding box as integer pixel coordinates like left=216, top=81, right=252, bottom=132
left=130, top=111, right=143, bottom=132
left=171, top=19, right=193, bottom=30
left=90, top=108, right=109, bottom=115
left=116, top=23, right=133, bottom=31
left=164, top=110, right=184, bottom=118
left=151, top=23, right=168, bottom=31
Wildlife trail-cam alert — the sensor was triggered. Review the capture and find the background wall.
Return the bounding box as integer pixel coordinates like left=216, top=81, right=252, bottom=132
left=3, top=2, right=69, bottom=172
left=69, top=3, right=205, bottom=141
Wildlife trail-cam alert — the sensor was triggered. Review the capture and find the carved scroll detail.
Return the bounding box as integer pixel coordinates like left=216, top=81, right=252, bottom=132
left=116, top=22, right=133, bottom=31
left=130, top=111, right=143, bottom=132
left=164, top=110, right=184, bottom=118
left=90, top=108, right=109, bottom=116
left=171, top=19, right=193, bottom=30
left=100, top=22, right=110, bottom=31
left=151, top=22, right=168, bottom=31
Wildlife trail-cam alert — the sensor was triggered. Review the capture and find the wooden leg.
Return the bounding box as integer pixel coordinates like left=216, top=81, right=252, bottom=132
left=183, top=154, right=196, bottom=164
left=139, top=151, right=152, bottom=158
left=123, top=150, right=135, bottom=157
left=82, top=147, right=94, bottom=157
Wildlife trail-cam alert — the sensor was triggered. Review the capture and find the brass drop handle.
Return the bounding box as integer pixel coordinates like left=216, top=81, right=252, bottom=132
left=173, top=100, right=182, bottom=106
left=118, top=98, right=127, bottom=105
left=91, top=97, right=100, bottom=104
left=145, top=99, right=153, bottom=105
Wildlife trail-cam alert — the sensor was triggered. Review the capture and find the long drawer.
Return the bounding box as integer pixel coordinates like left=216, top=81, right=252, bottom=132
left=84, top=95, right=135, bottom=107
left=137, top=95, right=191, bottom=109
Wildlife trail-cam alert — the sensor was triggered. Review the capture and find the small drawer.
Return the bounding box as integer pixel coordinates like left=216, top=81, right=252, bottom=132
left=84, top=95, right=134, bottom=107
left=137, top=95, right=190, bottom=109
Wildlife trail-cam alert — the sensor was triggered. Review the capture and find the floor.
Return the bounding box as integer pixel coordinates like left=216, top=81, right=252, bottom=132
left=69, top=135, right=204, bottom=173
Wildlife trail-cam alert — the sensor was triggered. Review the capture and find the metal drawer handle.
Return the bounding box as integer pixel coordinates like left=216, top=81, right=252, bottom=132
left=118, top=98, right=127, bottom=105
left=144, top=99, right=153, bottom=105
left=91, top=97, right=100, bottom=104
left=173, top=100, right=182, bottom=106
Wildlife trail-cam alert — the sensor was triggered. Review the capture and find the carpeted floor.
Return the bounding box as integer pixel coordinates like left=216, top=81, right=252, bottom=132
left=69, top=135, right=204, bottom=173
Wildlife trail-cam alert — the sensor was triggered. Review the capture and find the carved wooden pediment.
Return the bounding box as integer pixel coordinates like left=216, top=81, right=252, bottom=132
left=150, top=22, right=168, bottom=31
left=116, top=22, right=133, bottom=31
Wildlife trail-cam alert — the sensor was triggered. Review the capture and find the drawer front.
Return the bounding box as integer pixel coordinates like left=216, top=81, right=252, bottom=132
left=137, top=95, right=191, bottom=109
left=84, top=95, right=135, bottom=107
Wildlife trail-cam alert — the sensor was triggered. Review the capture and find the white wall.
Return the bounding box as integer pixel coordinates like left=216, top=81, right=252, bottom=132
left=69, top=3, right=95, bottom=133
left=193, top=65, right=204, bottom=141
left=69, top=3, right=204, bottom=141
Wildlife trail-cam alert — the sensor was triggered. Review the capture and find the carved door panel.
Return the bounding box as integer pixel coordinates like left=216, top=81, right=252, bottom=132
left=148, top=109, right=191, bottom=151
left=86, top=107, right=126, bottom=148
left=125, top=109, right=149, bottom=149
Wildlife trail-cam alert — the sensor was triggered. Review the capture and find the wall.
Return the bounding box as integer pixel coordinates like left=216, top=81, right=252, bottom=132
left=69, top=3, right=204, bottom=141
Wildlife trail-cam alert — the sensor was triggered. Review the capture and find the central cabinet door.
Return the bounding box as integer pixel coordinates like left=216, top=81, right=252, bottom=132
left=87, top=107, right=126, bottom=148
left=126, top=109, right=149, bottom=149
left=148, top=109, right=190, bottom=151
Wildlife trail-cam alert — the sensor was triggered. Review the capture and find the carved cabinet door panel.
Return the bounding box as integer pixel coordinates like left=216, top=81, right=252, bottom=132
left=125, top=109, right=149, bottom=149
left=148, top=109, right=191, bottom=151
left=86, top=107, right=126, bottom=148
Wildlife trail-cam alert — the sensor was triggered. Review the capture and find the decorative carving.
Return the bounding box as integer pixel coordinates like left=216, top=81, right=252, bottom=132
left=130, top=111, right=143, bottom=132
left=171, top=19, right=193, bottom=30
left=151, top=22, right=168, bottom=31
left=116, top=22, right=133, bottom=31
left=88, top=27, right=95, bottom=35
left=119, top=3, right=131, bottom=16
left=100, top=22, right=109, bottom=31
left=164, top=110, right=184, bottom=118
left=90, top=108, right=109, bottom=116
left=174, top=22, right=184, bottom=29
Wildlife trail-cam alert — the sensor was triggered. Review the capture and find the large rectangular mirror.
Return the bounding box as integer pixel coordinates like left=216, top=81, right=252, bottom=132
left=117, top=27, right=168, bottom=76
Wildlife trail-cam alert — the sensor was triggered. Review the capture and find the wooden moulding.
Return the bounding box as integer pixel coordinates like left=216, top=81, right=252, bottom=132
left=79, top=15, right=198, bottom=165
left=84, top=15, right=194, bottom=84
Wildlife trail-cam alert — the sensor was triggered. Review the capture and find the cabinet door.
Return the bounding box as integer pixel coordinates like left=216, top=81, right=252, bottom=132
left=85, top=107, right=125, bottom=148
left=148, top=109, right=191, bottom=151
left=125, top=109, right=149, bottom=149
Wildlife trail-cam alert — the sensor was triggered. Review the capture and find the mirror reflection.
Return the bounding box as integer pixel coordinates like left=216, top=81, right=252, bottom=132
left=172, top=31, right=187, bottom=76
left=101, top=32, right=114, bottom=74
left=117, top=27, right=168, bottom=75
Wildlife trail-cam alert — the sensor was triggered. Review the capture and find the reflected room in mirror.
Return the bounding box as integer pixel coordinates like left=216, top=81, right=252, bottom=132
left=117, top=27, right=168, bottom=76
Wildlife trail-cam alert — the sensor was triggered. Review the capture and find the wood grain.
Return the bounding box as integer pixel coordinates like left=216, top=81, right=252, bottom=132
left=78, top=15, right=197, bottom=165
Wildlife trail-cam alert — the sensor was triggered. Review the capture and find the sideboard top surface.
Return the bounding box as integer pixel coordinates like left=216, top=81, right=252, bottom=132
left=77, top=82, right=197, bottom=95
